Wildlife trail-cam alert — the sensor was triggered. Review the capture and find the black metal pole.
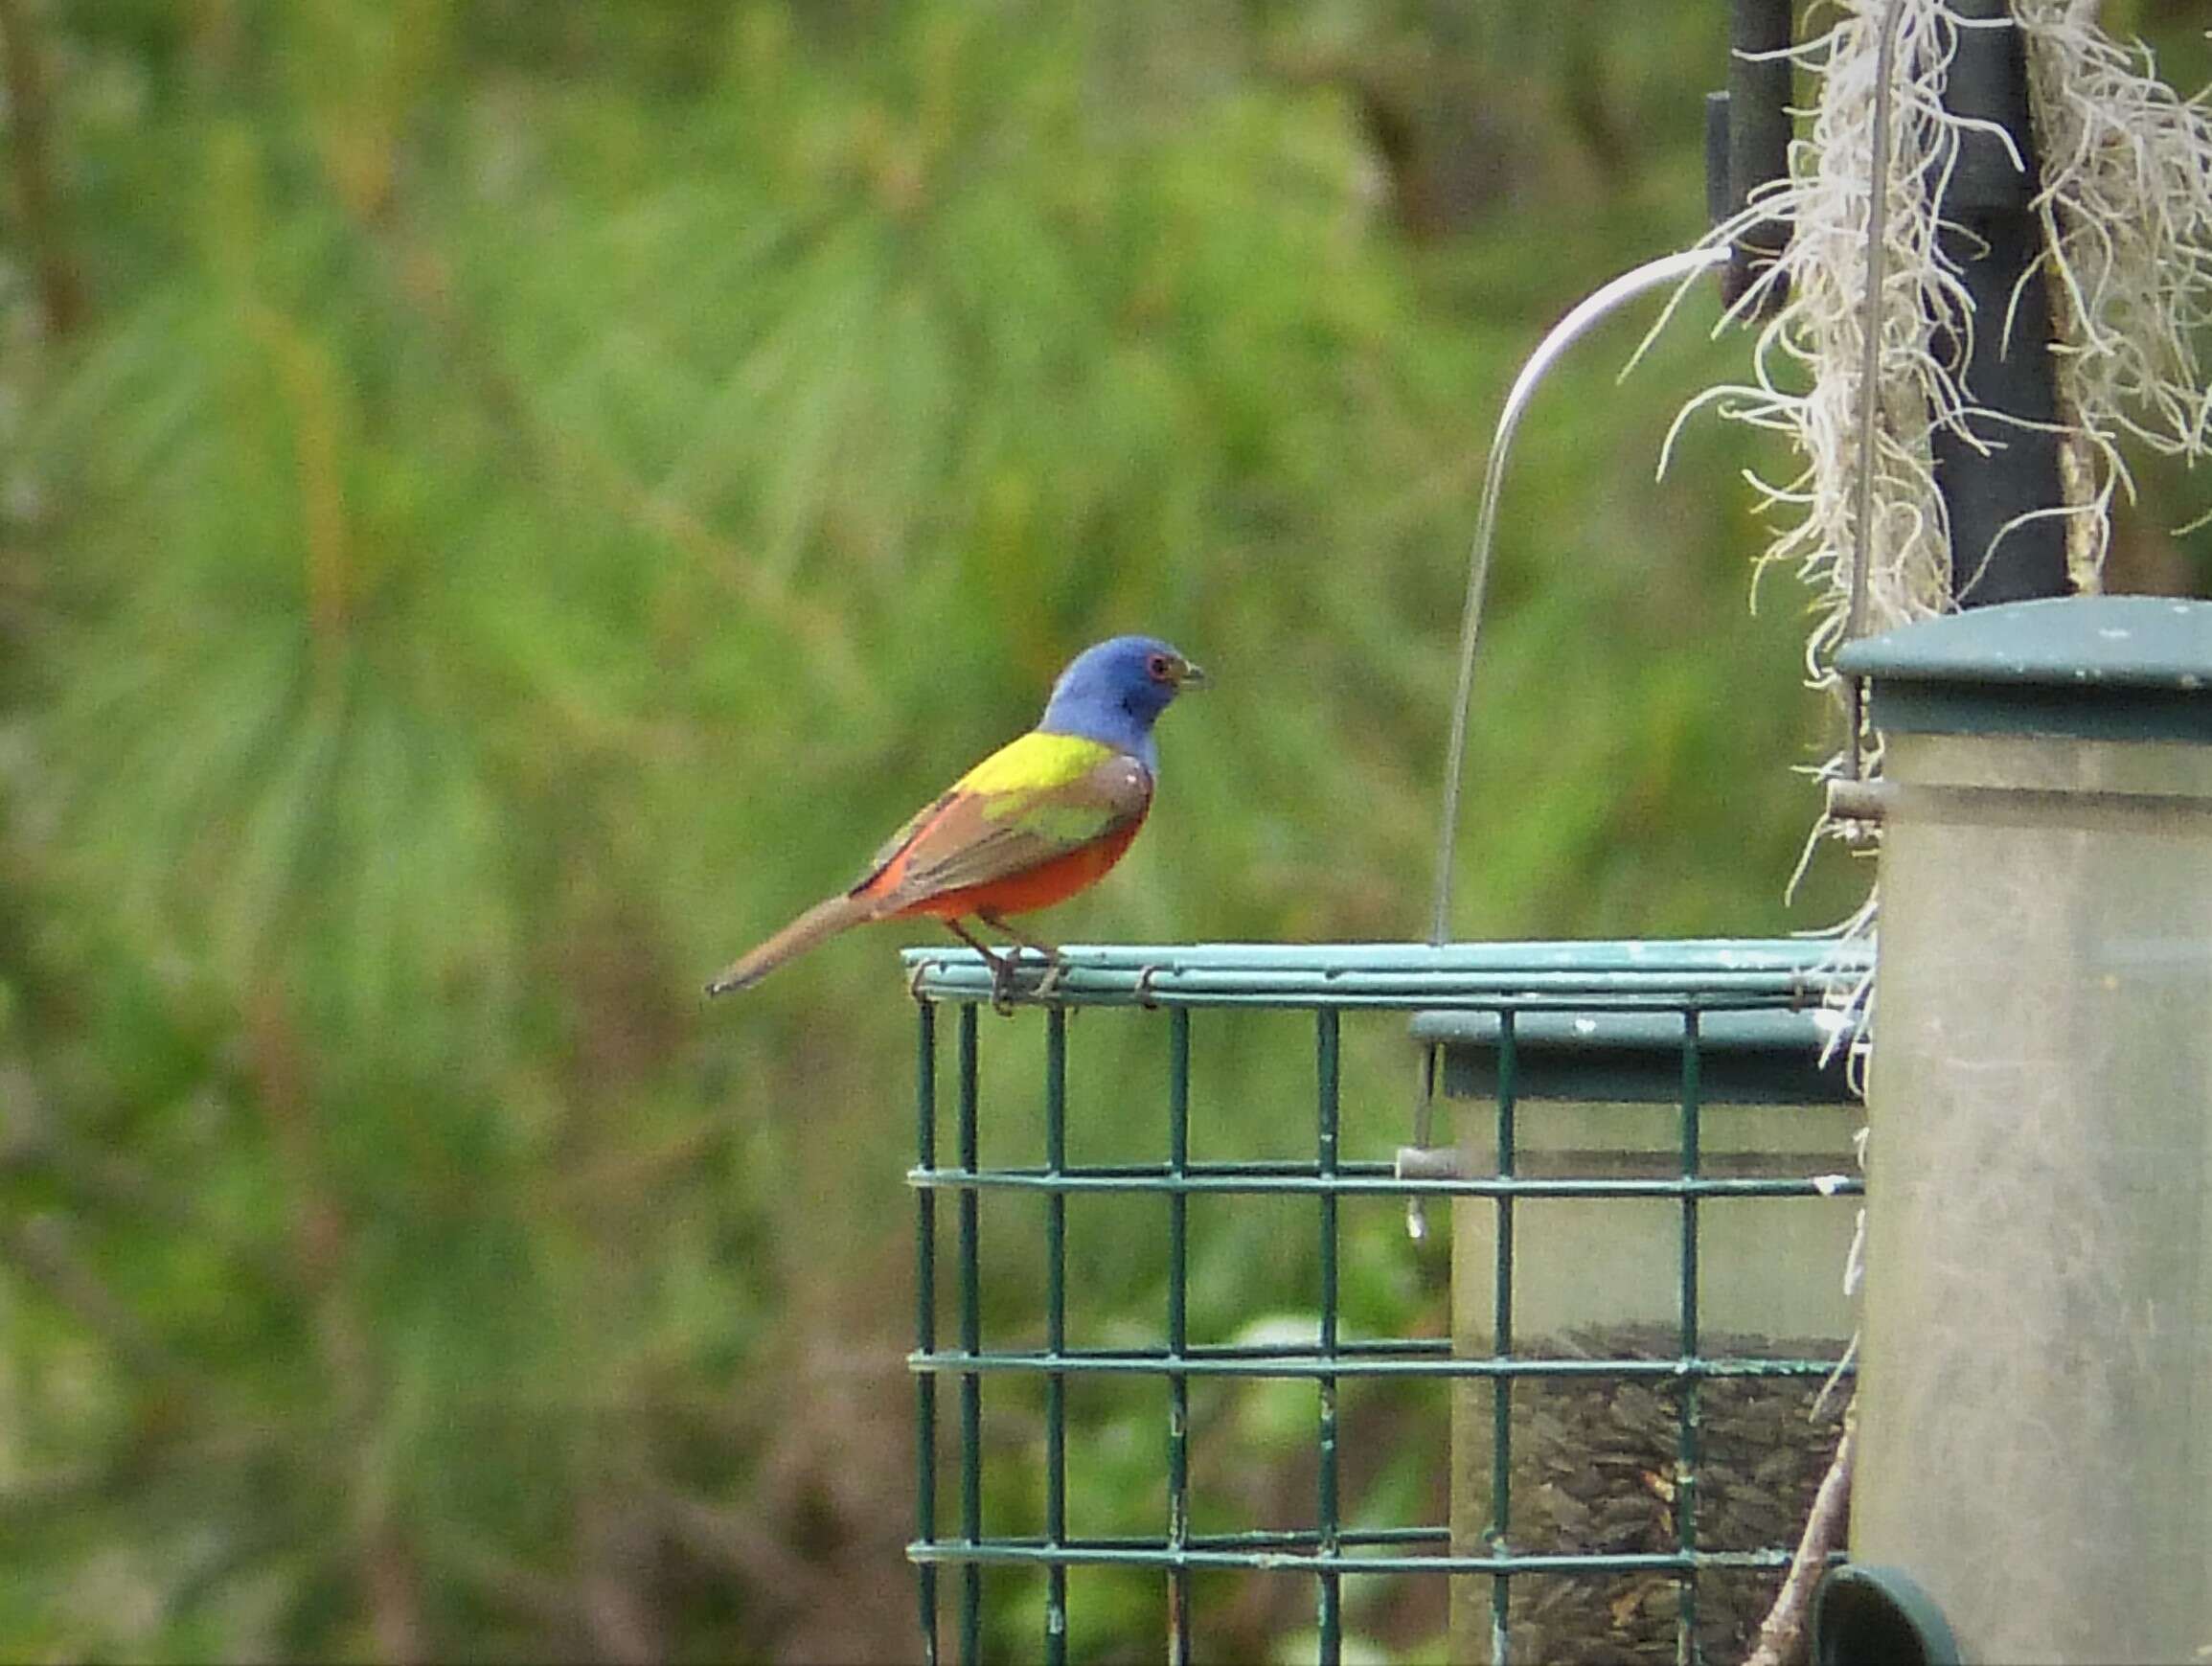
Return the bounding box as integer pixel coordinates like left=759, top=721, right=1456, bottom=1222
left=1715, top=0, right=1795, bottom=311
left=1929, top=0, right=2069, bottom=606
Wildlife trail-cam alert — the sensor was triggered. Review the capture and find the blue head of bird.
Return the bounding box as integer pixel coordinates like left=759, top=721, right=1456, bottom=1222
left=1038, top=635, right=1205, bottom=768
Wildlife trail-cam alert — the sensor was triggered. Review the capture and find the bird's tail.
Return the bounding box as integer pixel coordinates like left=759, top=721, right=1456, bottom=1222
left=704, top=893, right=873, bottom=996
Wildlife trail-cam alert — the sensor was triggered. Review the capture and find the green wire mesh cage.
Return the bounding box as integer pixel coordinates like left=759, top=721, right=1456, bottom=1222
left=906, top=941, right=1865, bottom=1665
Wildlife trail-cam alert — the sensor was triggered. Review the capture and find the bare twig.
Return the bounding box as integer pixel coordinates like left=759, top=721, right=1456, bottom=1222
left=0, top=1214, right=181, bottom=1380
left=1745, top=1411, right=1857, bottom=1666
left=247, top=988, right=428, bottom=1666
left=580, top=1495, right=664, bottom=1666
left=0, top=0, right=89, bottom=335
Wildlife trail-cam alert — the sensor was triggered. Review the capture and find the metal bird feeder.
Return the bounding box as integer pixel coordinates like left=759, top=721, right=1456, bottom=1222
left=905, top=941, right=1866, bottom=1664
left=1826, top=595, right=2212, bottom=1665
left=1407, top=976, right=1863, bottom=1663
left=892, top=1, right=2212, bottom=1656
left=900, top=42, right=1875, bottom=1662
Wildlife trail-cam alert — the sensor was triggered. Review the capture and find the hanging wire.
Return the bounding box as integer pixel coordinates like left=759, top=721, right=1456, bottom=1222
left=1425, top=245, right=1732, bottom=948
left=1842, top=0, right=1910, bottom=784
left=1406, top=243, right=1730, bottom=1242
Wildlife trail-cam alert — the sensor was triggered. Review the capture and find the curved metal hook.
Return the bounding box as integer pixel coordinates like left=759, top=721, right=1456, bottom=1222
left=1408, top=242, right=1728, bottom=1244
left=1426, top=243, right=1731, bottom=947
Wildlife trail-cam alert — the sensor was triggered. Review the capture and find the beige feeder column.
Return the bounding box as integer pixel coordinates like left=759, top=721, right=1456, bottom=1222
left=1836, top=596, right=2212, bottom=1666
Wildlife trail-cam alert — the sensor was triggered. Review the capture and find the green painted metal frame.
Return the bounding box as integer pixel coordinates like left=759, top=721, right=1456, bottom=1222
left=906, top=942, right=1864, bottom=1665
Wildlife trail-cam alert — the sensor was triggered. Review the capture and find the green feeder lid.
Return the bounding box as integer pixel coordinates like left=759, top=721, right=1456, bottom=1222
left=1836, top=596, right=2212, bottom=742
left=1409, top=1007, right=1858, bottom=1106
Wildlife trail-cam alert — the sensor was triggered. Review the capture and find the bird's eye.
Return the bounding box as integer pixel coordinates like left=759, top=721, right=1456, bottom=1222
left=1147, top=653, right=1172, bottom=680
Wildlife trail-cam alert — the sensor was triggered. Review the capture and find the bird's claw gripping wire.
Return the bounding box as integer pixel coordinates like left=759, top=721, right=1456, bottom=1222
left=1032, top=955, right=1068, bottom=1000
left=945, top=919, right=1026, bottom=1016
left=979, top=912, right=1067, bottom=1006
left=995, top=948, right=1070, bottom=1013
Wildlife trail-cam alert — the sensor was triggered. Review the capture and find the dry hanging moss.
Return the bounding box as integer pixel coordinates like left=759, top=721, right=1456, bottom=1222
left=1657, top=0, right=2212, bottom=1046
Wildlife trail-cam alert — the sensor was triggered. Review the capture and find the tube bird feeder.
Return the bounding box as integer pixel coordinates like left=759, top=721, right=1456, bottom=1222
left=1410, top=946, right=1864, bottom=1663
left=1835, top=595, right=2212, bottom=1665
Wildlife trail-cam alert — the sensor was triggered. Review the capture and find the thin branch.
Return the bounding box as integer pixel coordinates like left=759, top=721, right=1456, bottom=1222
left=1745, top=1413, right=1857, bottom=1666
left=0, top=0, right=89, bottom=335
left=0, top=1214, right=181, bottom=1380
left=245, top=987, right=428, bottom=1666
left=580, top=1495, right=665, bottom=1666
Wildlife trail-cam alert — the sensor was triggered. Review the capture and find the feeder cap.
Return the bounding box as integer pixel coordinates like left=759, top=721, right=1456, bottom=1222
left=1836, top=596, right=2212, bottom=742
left=1813, top=1564, right=1960, bottom=1666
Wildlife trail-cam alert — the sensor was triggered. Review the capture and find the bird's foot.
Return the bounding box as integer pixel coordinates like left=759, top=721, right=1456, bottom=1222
left=987, top=950, right=1071, bottom=1014
left=977, top=913, right=1066, bottom=1004
left=946, top=920, right=1025, bottom=1016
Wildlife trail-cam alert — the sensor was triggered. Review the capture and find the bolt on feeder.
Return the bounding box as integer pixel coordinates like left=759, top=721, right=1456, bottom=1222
left=1406, top=942, right=1864, bottom=1664
left=1830, top=595, right=2212, bottom=1666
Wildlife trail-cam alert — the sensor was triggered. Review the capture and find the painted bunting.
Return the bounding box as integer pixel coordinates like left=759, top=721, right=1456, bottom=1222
left=706, top=635, right=1204, bottom=1000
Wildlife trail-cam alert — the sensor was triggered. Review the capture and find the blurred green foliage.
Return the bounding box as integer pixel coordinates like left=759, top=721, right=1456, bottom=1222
left=0, top=1, right=2203, bottom=1660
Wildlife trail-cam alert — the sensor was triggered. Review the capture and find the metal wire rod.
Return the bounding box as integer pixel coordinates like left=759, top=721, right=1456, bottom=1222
left=914, top=1348, right=1852, bottom=1381
left=910, top=1541, right=1809, bottom=1577
left=1426, top=244, right=1732, bottom=946
left=908, top=1167, right=1861, bottom=1200
left=905, top=940, right=1866, bottom=1010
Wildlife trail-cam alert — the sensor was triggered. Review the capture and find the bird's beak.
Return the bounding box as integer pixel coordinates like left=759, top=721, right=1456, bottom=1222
left=1173, top=657, right=1207, bottom=689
